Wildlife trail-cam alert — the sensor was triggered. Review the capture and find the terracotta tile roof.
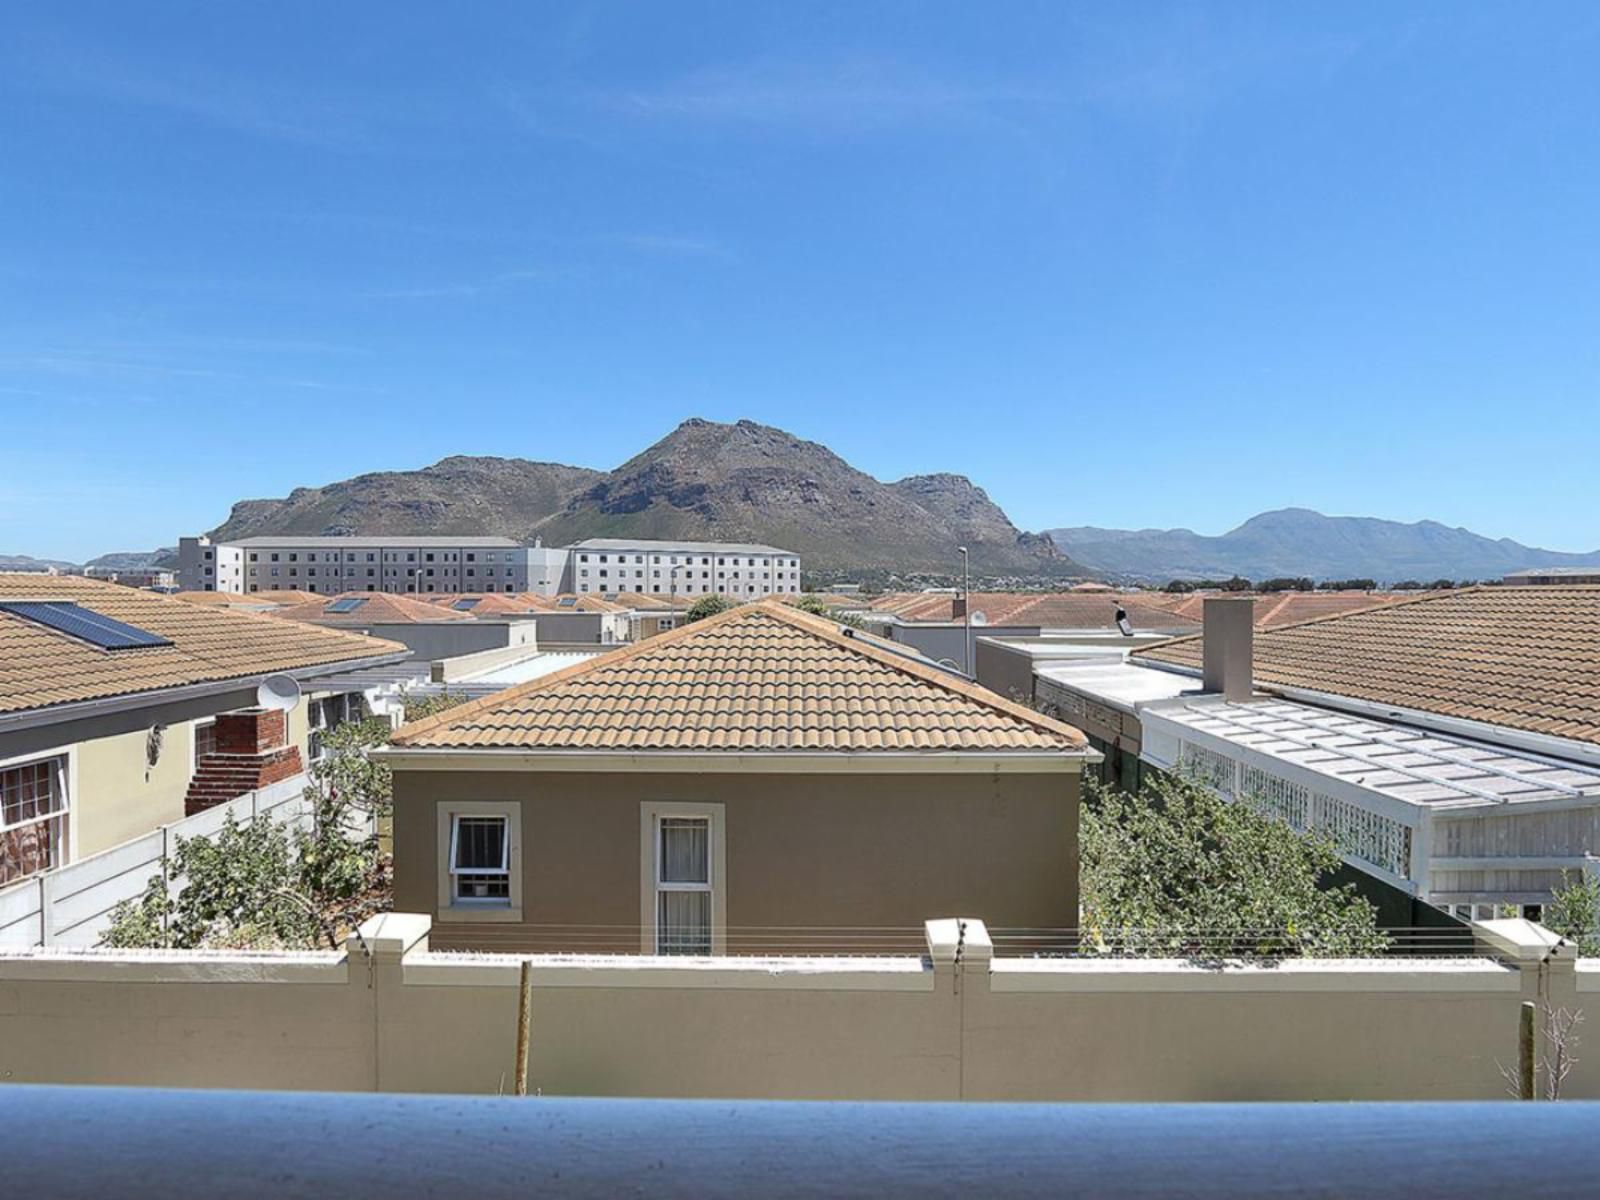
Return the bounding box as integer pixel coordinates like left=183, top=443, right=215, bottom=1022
left=392, top=600, right=1088, bottom=754
left=0, top=574, right=407, bottom=717
left=266, top=592, right=474, bottom=625
left=871, top=591, right=1198, bottom=632
left=1135, top=591, right=1407, bottom=628
left=527, top=593, right=627, bottom=614
left=779, top=592, right=867, bottom=609
left=1132, top=585, right=1600, bottom=746
left=602, top=591, right=694, bottom=611
left=423, top=593, right=546, bottom=616
left=175, top=589, right=319, bottom=607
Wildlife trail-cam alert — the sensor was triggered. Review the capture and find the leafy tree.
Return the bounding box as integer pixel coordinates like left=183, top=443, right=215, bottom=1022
left=1392, top=580, right=1424, bottom=591
left=685, top=593, right=735, bottom=622
left=1218, top=575, right=1253, bottom=592
left=795, top=594, right=868, bottom=629
left=1163, top=579, right=1197, bottom=593
left=1258, top=577, right=1314, bottom=593
left=400, top=689, right=469, bottom=724
left=1425, top=579, right=1458, bottom=591
left=1318, top=578, right=1377, bottom=591
left=1545, top=870, right=1600, bottom=956
left=1078, top=772, right=1390, bottom=958
left=103, top=716, right=396, bottom=950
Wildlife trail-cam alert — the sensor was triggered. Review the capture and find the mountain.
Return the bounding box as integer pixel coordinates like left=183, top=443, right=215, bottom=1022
left=1049, top=508, right=1600, bottom=583
left=188, top=420, right=1076, bottom=581
left=0, top=554, right=78, bottom=572
left=208, top=456, right=605, bottom=541
left=86, top=548, right=179, bottom=571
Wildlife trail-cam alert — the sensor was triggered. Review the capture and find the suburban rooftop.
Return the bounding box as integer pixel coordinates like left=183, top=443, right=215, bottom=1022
left=388, top=600, right=1089, bottom=755
left=267, top=592, right=477, bottom=625
left=0, top=574, right=408, bottom=717
left=1134, top=584, right=1600, bottom=749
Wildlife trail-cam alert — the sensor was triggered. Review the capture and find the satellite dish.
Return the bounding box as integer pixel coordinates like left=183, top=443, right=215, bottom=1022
left=969, top=610, right=989, bottom=627
left=257, top=673, right=302, bottom=712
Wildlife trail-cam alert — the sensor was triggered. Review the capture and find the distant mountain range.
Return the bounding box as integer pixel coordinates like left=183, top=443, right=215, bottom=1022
left=201, top=418, right=1077, bottom=582
left=1049, top=508, right=1600, bottom=584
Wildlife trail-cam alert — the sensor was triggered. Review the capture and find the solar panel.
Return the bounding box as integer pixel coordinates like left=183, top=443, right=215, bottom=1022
left=0, top=601, right=174, bottom=650
left=326, top=597, right=367, bottom=613
left=452, top=599, right=480, bottom=611
left=557, top=597, right=577, bottom=608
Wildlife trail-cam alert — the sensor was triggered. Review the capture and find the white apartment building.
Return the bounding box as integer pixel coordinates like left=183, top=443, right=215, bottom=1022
left=567, top=538, right=802, bottom=597
left=179, top=536, right=532, bottom=595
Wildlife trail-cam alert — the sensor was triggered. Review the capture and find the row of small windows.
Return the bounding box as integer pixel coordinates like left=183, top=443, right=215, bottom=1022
left=249, top=582, right=520, bottom=594
left=252, top=566, right=518, bottom=578
left=244, top=550, right=517, bottom=564
left=576, top=553, right=798, bottom=568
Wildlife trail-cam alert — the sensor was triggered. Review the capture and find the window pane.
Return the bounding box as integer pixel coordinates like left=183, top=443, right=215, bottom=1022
left=658, top=890, right=711, bottom=955
left=659, top=817, right=708, bottom=884
left=454, top=817, right=506, bottom=870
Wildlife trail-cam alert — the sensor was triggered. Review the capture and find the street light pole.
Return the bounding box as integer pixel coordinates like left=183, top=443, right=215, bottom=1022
left=958, top=545, right=971, bottom=677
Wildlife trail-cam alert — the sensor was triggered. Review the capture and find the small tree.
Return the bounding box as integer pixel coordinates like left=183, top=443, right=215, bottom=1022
left=1079, top=772, right=1390, bottom=958
left=399, top=688, right=469, bottom=724
left=686, top=593, right=734, bottom=622
left=103, top=715, right=399, bottom=950
left=1546, top=869, right=1600, bottom=956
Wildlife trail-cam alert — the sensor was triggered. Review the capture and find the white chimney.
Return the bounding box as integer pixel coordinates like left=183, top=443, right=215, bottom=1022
left=1202, top=596, right=1254, bottom=702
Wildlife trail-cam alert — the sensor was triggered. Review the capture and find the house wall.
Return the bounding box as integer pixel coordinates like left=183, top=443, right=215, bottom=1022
left=0, top=686, right=342, bottom=868
left=393, top=769, right=1079, bottom=953
left=526, top=612, right=628, bottom=644
left=973, top=640, right=1039, bottom=705
left=337, top=621, right=532, bottom=661
left=0, top=916, right=1571, bottom=1100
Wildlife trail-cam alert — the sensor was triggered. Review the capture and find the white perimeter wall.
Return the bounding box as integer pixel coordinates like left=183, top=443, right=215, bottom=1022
left=0, top=914, right=1590, bottom=1101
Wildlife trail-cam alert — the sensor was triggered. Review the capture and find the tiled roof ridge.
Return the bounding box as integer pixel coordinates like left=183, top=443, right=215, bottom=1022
left=1132, top=585, right=1488, bottom=662
left=391, top=599, right=1087, bottom=749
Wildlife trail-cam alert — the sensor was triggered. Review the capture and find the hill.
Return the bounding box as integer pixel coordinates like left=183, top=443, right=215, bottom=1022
left=186, top=419, right=1075, bottom=582
left=1049, top=508, right=1600, bottom=583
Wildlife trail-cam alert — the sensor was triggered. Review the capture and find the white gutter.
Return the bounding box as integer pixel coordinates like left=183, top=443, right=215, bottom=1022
left=0, top=650, right=413, bottom=736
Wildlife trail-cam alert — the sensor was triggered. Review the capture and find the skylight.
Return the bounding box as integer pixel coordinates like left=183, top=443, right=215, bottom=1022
left=452, top=599, right=480, bottom=611
left=0, top=601, right=174, bottom=650
left=326, top=597, right=368, bottom=613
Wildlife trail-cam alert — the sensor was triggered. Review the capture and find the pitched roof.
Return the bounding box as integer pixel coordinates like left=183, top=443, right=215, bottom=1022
left=602, top=591, right=694, bottom=611
left=0, top=574, right=407, bottom=717
left=527, top=593, right=627, bottom=614
left=425, top=593, right=546, bottom=616
left=1132, top=585, right=1600, bottom=747
left=266, top=592, right=475, bottom=625
left=175, top=589, right=319, bottom=607
left=391, top=600, right=1088, bottom=754
left=871, top=591, right=1198, bottom=632
left=1146, top=590, right=1408, bottom=628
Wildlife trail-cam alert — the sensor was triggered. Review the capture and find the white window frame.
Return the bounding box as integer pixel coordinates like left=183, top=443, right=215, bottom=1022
left=192, top=717, right=217, bottom=774
left=639, top=800, right=725, bottom=954
left=0, top=748, right=74, bottom=885
left=436, top=801, right=522, bottom=921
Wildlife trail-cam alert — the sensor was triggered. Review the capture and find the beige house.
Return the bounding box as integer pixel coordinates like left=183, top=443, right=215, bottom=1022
left=383, top=601, right=1093, bottom=954
left=0, top=575, right=407, bottom=885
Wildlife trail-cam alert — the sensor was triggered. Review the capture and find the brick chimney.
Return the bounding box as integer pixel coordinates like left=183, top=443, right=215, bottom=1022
left=184, top=708, right=304, bottom=815
left=1201, top=596, right=1255, bottom=702
left=951, top=594, right=967, bottom=620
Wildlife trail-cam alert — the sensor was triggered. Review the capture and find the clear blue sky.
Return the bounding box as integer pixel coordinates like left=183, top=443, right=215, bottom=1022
left=4, top=2, right=1599, bottom=562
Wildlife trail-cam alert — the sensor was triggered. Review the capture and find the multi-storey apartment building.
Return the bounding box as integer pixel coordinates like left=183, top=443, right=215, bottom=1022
left=567, top=538, right=801, bottom=597
left=179, top=535, right=803, bottom=599
left=179, top=536, right=533, bottom=595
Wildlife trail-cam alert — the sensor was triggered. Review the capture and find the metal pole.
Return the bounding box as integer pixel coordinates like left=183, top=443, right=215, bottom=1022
left=1519, top=1000, right=1536, bottom=1100
left=514, top=959, right=533, bottom=1096
left=959, top=546, right=972, bottom=677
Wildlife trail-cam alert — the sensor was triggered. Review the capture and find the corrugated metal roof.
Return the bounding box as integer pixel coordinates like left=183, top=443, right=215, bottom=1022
left=1152, top=698, right=1600, bottom=811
